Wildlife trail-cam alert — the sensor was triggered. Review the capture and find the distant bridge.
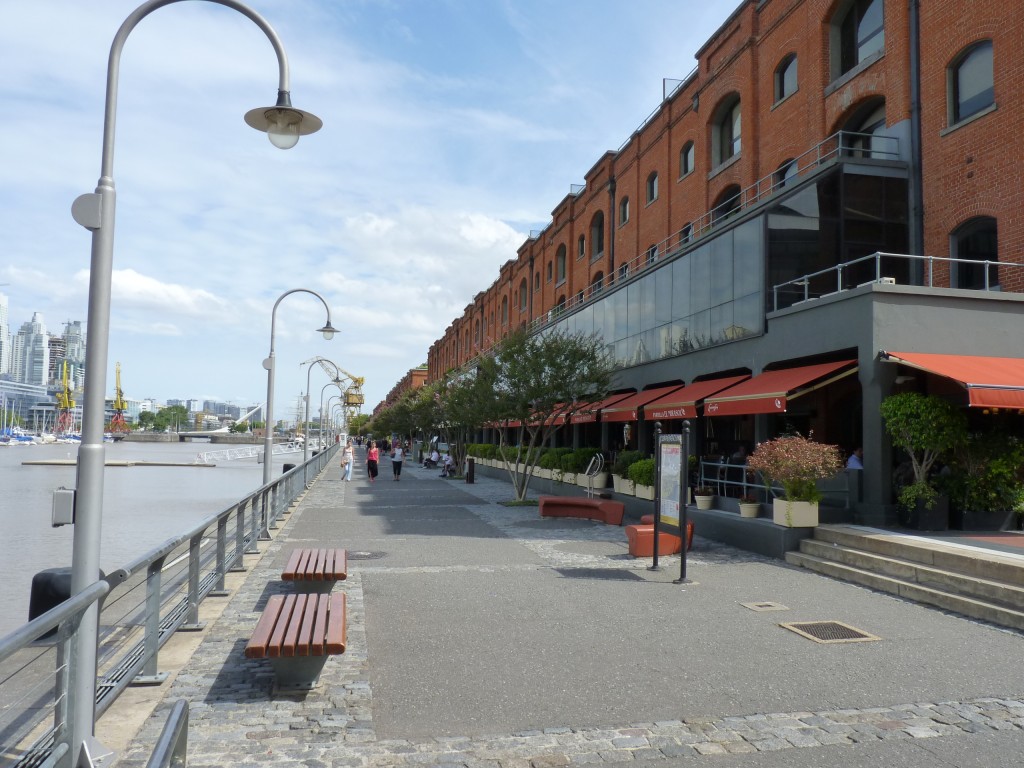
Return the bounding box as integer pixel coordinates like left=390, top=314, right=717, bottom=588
left=194, top=440, right=308, bottom=465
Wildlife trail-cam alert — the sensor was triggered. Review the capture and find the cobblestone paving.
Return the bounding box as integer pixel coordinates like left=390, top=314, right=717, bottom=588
left=117, top=467, right=1024, bottom=768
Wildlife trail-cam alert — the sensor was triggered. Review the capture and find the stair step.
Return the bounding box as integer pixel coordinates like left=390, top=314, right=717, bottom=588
left=786, top=551, right=1024, bottom=632
left=812, top=525, right=1024, bottom=587
left=798, top=539, right=1024, bottom=610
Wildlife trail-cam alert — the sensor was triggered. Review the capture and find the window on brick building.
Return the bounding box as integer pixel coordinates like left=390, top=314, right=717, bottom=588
left=679, top=141, right=695, bottom=177
left=591, top=272, right=605, bottom=296
left=712, top=185, right=742, bottom=224
left=474, top=319, right=480, bottom=346
left=949, top=41, right=994, bottom=124
left=590, top=211, right=605, bottom=259
left=501, top=296, right=508, bottom=325
left=619, top=196, right=629, bottom=225
left=556, top=244, right=567, bottom=284
left=952, top=217, right=998, bottom=290
left=546, top=261, right=552, bottom=282
left=646, top=172, right=659, bottom=204
left=534, top=272, right=540, bottom=291
left=577, top=234, right=586, bottom=260
left=842, top=99, right=886, bottom=158
left=680, top=223, right=693, bottom=243
left=646, top=244, right=658, bottom=265
left=519, top=278, right=528, bottom=312
left=775, top=159, right=798, bottom=190
left=775, top=54, right=798, bottom=102
left=618, top=263, right=630, bottom=281
left=712, top=95, right=741, bottom=166
left=834, top=0, right=884, bottom=79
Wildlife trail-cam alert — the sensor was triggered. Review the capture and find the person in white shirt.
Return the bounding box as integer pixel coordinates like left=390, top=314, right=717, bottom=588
left=847, top=447, right=864, bottom=470
left=441, top=453, right=454, bottom=477
left=392, top=442, right=405, bottom=481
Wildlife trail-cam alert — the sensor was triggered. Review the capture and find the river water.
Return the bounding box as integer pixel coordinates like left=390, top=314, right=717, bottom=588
left=0, top=440, right=290, bottom=637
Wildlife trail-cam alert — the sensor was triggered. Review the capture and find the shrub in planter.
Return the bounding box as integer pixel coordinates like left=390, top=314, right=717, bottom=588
left=612, top=450, right=645, bottom=478
left=562, top=447, right=601, bottom=473
left=628, top=457, right=656, bottom=488
left=942, top=432, right=1024, bottom=528
left=539, top=448, right=572, bottom=470
left=747, top=433, right=843, bottom=527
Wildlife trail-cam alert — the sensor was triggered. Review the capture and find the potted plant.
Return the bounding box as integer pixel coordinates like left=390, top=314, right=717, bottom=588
left=880, top=392, right=966, bottom=531
left=747, top=433, right=843, bottom=527
left=629, top=457, right=656, bottom=500
left=738, top=493, right=760, bottom=518
left=612, top=450, right=644, bottom=495
left=943, top=432, right=1024, bottom=530
left=694, top=486, right=716, bottom=510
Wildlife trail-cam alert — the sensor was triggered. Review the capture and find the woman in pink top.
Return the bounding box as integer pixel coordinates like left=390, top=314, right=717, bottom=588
left=366, top=441, right=380, bottom=482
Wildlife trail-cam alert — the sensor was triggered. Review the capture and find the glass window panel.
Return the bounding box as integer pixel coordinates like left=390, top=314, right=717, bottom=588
left=689, top=244, right=711, bottom=313
left=654, top=265, right=673, bottom=325
left=732, top=293, right=761, bottom=340
left=656, top=323, right=675, bottom=359
left=639, top=274, right=656, bottom=332
left=690, top=310, right=711, bottom=350
left=613, top=290, right=628, bottom=342
left=710, top=301, right=733, bottom=344
left=955, top=43, right=994, bottom=122
left=626, top=282, right=642, bottom=337
left=733, top=219, right=763, bottom=298
left=710, top=231, right=735, bottom=307
left=672, top=257, right=690, bottom=320
left=576, top=305, right=593, bottom=337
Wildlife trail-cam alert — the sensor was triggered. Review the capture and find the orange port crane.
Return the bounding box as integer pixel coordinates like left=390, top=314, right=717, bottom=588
left=108, top=362, right=130, bottom=433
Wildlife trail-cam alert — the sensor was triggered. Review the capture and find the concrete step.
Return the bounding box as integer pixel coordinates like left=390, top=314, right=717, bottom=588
left=797, top=538, right=1024, bottom=611
left=785, top=551, right=1024, bottom=632
left=812, top=524, right=1024, bottom=587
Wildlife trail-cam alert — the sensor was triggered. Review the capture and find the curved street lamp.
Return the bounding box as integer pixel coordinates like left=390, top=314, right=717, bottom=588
left=65, top=2, right=321, bottom=763
left=263, top=289, right=337, bottom=486
left=300, top=356, right=341, bottom=465
left=319, top=378, right=344, bottom=447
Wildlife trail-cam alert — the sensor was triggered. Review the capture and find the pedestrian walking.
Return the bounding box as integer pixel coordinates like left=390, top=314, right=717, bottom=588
left=392, top=442, right=404, bottom=481
left=366, top=440, right=380, bottom=482
left=340, top=439, right=355, bottom=481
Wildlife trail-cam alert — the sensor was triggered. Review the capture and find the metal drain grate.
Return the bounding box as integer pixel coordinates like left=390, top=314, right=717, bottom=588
left=347, top=551, right=387, bottom=560
left=741, top=601, right=789, bottom=612
left=779, top=620, right=881, bottom=644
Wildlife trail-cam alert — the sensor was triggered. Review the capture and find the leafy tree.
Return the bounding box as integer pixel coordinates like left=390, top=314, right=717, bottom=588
left=153, top=404, right=189, bottom=433
left=483, top=328, right=614, bottom=500
left=348, top=413, right=371, bottom=436
left=229, top=421, right=249, bottom=433
left=137, top=411, right=156, bottom=431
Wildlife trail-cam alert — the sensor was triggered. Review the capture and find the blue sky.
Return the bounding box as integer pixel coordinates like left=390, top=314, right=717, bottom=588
left=0, top=0, right=734, bottom=419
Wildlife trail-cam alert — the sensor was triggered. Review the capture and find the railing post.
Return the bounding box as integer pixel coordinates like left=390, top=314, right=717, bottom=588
left=259, top=489, right=272, bottom=541
left=180, top=534, right=205, bottom=631
left=837, top=263, right=844, bottom=293
left=211, top=514, right=229, bottom=594
left=134, top=557, right=169, bottom=685
left=243, top=496, right=259, bottom=556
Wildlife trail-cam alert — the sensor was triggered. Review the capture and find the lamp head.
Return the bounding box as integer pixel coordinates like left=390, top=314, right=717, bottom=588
left=244, top=91, right=322, bottom=150
left=318, top=322, right=338, bottom=341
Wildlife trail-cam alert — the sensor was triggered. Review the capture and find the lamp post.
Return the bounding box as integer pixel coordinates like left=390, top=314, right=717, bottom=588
left=320, top=379, right=343, bottom=446
left=301, top=357, right=341, bottom=464
left=66, top=2, right=321, bottom=763
left=263, top=289, right=337, bottom=486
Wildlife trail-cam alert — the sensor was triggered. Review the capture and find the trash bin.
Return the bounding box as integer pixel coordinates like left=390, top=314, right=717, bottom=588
left=466, top=457, right=475, bottom=484
left=29, top=567, right=103, bottom=638
left=283, top=463, right=296, bottom=473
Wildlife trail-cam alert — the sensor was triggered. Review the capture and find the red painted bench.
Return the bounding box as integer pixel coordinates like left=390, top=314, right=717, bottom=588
left=282, top=547, right=347, bottom=592
left=245, top=592, right=347, bottom=692
left=539, top=496, right=625, bottom=525
left=627, top=521, right=695, bottom=557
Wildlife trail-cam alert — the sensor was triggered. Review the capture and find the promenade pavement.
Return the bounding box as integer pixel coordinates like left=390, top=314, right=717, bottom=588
left=112, top=452, right=1024, bottom=767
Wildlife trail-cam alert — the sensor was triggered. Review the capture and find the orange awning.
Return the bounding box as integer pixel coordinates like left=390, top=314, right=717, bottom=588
left=882, top=352, right=1024, bottom=409
left=569, top=392, right=636, bottom=424
left=703, top=361, right=857, bottom=416
left=643, top=375, right=750, bottom=420
left=601, top=384, right=686, bottom=422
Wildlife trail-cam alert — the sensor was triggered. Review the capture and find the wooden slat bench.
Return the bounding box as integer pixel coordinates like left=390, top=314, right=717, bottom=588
left=282, top=547, right=347, bottom=592
left=245, top=592, right=346, bottom=692
left=538, top=496, right=625, bottom=525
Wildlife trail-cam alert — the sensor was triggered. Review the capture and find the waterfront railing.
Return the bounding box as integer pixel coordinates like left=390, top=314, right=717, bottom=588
left=0, top=443, right=338, bottom=768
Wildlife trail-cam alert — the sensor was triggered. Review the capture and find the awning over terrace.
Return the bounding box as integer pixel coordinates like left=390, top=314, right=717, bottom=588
left=569, top=392, right=636, bottom=424
left=881, top=352, right=1024, bottom=409
left=600, top=384, right=687, bottom=422
left=642, top=375, right=750, bottom=420
left=703, top=361, right=858, bottom=416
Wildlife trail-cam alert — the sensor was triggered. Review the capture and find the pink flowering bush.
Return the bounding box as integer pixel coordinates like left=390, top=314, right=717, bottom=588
left=747, top=433, right=843, bottom=503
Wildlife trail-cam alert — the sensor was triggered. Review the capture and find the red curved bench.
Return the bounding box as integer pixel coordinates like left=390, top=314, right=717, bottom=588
left=628, top=520, right=695, bottom=557
left=539, top=496, right=625, bottom=525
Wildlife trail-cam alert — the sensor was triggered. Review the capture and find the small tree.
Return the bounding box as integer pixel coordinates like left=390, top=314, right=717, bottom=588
left=880, top=393, right=966, bottom=511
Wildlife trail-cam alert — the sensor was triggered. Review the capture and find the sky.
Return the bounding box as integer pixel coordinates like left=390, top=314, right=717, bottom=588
left=0, top=0, right=736, bottom=421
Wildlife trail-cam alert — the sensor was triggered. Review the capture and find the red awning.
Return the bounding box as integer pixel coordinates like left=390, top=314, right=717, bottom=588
left=601, top=384, right=686, bottom=422
left=643, top=375, right=751, bottom=420
left=882, top=352, right=1024, bottom=409
left=569, top=392, right=636, bottom=424
left=703, top=361, right=858, bottom=416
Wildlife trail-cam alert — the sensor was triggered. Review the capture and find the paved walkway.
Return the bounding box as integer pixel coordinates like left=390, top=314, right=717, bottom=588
left=114, top=454, right=1024, bottom=767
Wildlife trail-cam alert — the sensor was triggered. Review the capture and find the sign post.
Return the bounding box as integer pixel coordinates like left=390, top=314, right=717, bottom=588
left=673, top=420, right=692, bottom=584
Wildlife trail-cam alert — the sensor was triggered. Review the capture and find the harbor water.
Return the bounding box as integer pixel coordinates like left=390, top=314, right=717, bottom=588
left=0, top=440, right=286, bottom=637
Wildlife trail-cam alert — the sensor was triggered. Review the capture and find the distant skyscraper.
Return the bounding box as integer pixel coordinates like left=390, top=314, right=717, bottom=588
left=62, top=321, right=86, bottom=389
left=13, top=313, right=49, bottom=386
left=0, top=293, right=10, bottom=376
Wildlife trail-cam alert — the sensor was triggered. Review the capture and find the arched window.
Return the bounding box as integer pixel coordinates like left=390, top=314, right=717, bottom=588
left=950, top=41, right=994, bottom=124
left=577, top=234, right=586, bottom=260
left=575, top=290, right=584, bottom=305
left=679, top=141, right=695, bottom=177
left=556, top=244, right=567, bottom=283
left=619, top=196, right=629, bottom=225
left=680, top=223, right=693, bottom=244
left=618, top=263, right=630, bottom=281
left=589, top=211, right=605, bottom=259
left=474, top=319, right=480, bottom=345
left=952, top=217, right=998, bottom=290
left=519, top=278, right=528, bottom=311
left=712, top=185, right=742, bottom=223
left=842, top=98, right=886, bottom=157
left=590, top=272, right=605, bottom=295
left=712, top=95, right=741, bottom=166
left=775, top=54, right=798, bottom=102
left=646, top=172, right=659, bottom=204
left=774, top=159, right=798, bottom=190
left=833, top=0, right=884, bottom=79
left=646, top=244, right=658, bottom=265
left=534, top=271, right=540, bottom=290
left=501, top=296, right=508, bottom=325
left=546, top=260, right=553, bottom=282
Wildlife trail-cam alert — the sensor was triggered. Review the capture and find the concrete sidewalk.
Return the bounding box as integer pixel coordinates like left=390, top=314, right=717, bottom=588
left=114, top=454, right=1024, bottom=767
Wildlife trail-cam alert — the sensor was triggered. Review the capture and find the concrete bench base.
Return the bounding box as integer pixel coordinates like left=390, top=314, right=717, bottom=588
left=245, top=592, right=346, bottom=692
left=539, top=496, right=625, bottom=525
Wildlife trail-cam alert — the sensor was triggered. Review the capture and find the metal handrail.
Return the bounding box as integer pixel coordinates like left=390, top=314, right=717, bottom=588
left=145, top=700, right=188, bottom=768
left=0, top=444, right=337, bottom=768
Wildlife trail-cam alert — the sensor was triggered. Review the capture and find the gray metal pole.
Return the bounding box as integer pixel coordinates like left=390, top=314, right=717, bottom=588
left=67, top=2, right=315, bottom=764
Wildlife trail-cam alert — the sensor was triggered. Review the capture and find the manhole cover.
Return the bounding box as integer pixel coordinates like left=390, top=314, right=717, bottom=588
left=779, top=620, right=881, bottom=644
left=554, top=568, right=644, bottom=581
left=741, top=601, right=789, bottom=612
left=348, top=551, right=387, bottom=560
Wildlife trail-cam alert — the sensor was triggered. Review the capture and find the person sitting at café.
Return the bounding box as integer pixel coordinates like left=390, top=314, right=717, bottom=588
left=847, top=447, right=864, bottom=470
left=424, top=448, right=441, bottom=468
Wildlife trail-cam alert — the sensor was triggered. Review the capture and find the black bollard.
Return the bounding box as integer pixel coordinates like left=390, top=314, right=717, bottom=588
left=30, top=567, right=103, bottom=638
left=283, top=463, right=296, bottom=473
left=466, top=457, right=475, bottom=484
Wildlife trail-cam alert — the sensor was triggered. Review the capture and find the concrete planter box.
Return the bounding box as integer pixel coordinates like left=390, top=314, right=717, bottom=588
left=772, top=499, right=819, bottom=527
left=577, top=471, right=609, bottom=489
left=612, top=476, right=635, bottom=495
left=634, top=483, right=655, bottom=500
